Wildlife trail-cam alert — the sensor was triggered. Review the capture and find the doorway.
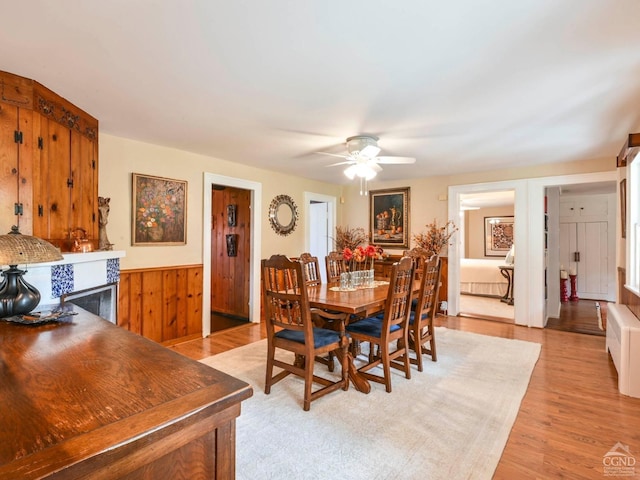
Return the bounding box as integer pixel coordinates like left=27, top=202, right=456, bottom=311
left=448, top=171, right=617, bottom=329
left=304, top=192, right=337, bottom=283
left=458, top=190, right=515, bottom=323
left=210, top=185, right=251, bottom=332
left=202, top=174, right=262, bottom=338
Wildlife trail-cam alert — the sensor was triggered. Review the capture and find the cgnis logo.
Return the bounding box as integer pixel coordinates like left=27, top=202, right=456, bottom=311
left=603, top=442, right=636, bottom=477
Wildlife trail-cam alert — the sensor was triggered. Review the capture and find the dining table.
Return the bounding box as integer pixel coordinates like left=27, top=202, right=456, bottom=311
left=307, top=279, right=419, bottom=394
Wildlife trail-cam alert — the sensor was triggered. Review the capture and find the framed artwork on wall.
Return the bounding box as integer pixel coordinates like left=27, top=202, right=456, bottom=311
left=132, top=173, right=187, bottom=246
left=484, top=216, right=514, bottom=257
left=369, top=187, right=410, bottom=249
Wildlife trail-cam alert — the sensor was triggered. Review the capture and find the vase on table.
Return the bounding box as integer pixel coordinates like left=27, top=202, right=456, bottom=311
left=366, top=269, right=375, bottom=287
left=340, top=272, right=354, bottom=290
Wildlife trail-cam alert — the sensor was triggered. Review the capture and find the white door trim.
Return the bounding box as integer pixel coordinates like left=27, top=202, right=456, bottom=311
left=448, top=171, right=617, bottom=329
left=202, top=173, right=262, bottom=337
left=303, top=191, right=337, bottom=254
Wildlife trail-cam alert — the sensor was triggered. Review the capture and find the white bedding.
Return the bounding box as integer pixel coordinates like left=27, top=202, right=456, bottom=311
left=460, top=258, right=508, bottom=297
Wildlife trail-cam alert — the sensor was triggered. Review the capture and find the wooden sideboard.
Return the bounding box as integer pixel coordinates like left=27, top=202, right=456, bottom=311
left=0, top=306, right=252, bottom=479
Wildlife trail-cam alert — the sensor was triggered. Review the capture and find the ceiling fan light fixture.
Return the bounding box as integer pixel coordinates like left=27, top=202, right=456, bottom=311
left=343, top=163, right=377, bottom=180
left=344, top=164, right=358, bottom=180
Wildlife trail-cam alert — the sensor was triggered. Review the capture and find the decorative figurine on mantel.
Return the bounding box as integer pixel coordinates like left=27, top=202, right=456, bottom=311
left=98, top=197, right=114, bottom=251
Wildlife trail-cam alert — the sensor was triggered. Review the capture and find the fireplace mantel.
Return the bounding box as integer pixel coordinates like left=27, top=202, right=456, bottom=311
left=15, top=250, right=126, bottom=310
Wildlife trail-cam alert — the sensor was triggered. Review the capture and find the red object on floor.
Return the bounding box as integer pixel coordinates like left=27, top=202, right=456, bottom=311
left=560, top=277, right=569, bottom=302
left=569, top=274, right=579, bottom=301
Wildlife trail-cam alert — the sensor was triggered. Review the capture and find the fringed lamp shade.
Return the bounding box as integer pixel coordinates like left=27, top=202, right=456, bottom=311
left=0, top=226, right=63, bottom=318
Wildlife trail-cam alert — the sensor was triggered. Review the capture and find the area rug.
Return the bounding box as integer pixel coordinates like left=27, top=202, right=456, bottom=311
left=200, top=327, right=540, bottom=480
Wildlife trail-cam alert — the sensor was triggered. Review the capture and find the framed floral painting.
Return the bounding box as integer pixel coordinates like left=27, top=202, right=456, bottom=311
left=369, top=187, right=410, bottom=249
left=132, top=173, right=187, bottom=245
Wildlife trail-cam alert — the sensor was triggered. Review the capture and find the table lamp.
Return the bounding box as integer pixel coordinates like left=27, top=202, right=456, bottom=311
left=0, top=226, right=63, bottom=318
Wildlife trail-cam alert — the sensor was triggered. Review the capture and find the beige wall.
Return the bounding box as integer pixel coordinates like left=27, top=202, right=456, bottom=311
left=99, top=134, right=341, bottom=270
left=341, top=156, right=613, bottom=256
left=99, top=132, right=614, bottom=269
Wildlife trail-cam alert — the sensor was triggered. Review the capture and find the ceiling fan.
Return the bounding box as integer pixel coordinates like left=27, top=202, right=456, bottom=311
left=317, top=135, right=416, bottom=194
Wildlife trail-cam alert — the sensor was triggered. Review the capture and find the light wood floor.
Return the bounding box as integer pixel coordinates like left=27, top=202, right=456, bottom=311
left=169, top=315, right=640, bottom=479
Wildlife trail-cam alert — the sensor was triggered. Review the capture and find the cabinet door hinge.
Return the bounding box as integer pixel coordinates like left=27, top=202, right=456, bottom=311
left=14, top=203, right=23, bottom=215
left=38, top=137, right=44, bottom=149
left=92, top=212, right=96, bottom=222
left=38, top=205, right=44, bottom=217
left=92, top=159, right=96, bottom=169
left=14, top=131, right=23, bottom=144
left=67, top=179, right=74, bottom=188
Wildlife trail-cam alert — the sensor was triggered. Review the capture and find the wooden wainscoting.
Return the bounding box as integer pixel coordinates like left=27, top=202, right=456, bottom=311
left=619, top=267, right=640, bottom=319
left=119, top=264, right=203, bottom=343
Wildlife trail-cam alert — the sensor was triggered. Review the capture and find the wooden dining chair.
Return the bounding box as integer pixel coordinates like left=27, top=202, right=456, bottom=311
left=262, top=254, right=350, bottom=411
left=299, top=252, right=344, bottom=371
left=345, top=256, right=415, bottom=393
left=403, top=247, right=429, bottom=280
left=298, top=252, right=322, bottom=286
left=405, top=256, right=442, bottom=371
left=325, top=251, right=346, bottom=283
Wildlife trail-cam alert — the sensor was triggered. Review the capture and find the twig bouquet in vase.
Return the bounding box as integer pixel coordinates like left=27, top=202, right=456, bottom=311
left=333, top=226, right=383, bottom=288
left=413, top=219, right=458, bottom=259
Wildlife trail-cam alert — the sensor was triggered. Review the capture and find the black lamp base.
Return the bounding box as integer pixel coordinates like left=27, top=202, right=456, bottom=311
left=0, top=265, right=41, bottom=318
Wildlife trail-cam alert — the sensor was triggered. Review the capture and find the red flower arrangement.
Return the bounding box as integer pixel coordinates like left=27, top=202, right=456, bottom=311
left=343, top=245, right=383, bottom=271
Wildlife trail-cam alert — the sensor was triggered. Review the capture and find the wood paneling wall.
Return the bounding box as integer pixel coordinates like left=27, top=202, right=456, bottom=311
left=618, top=267, right=640, bottom=319
left=118, top=264, right=203, bottom=343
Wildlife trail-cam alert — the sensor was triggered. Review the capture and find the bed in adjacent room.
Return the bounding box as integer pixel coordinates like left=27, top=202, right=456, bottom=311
left=460, top=258, right=509, bottom=297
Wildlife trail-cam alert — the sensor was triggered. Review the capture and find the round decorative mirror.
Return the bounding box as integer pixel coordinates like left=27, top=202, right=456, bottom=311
left=268, top=194, right=298, bottom=236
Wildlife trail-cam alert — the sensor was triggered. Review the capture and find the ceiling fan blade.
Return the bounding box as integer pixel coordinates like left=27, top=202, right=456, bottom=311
left=316, top=151, right=350, bottom=159
left=375, top=156, right=416, bottom=164
left=325, top=160, right=354, bottom=167
left=365, top=161, right=383, bottom=173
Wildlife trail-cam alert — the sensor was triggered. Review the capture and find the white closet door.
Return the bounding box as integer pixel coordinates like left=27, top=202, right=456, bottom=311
left=559, top=222, right=578, bottom=275
left=559, top=221, right=608, bottom=300
left=576, top=221, right=608, bottom=299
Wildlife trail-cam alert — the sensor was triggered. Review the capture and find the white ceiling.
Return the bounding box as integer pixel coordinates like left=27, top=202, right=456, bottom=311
left=2, top=1, right=639, bottom=185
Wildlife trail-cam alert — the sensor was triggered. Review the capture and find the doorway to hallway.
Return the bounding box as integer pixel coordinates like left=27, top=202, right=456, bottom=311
left=304, top=192, right=337, bottom=284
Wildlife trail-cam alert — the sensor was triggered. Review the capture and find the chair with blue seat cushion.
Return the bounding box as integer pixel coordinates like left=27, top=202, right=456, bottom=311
left=262, top=254, right=350, bottom=411
left=406, top=256, right=442, bottom=371
left=325, top=251, right=347, bottom=283
left=299, top=252, right=348, bottom=372
left=298, top=252, right=322, bottom=287
left=345, top=256, right=415, bottom=393
left=403, top=248, right=429, bottom=280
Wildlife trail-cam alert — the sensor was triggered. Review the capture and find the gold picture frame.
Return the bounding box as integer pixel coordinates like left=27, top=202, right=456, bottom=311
left=132, top=173, right=187, bottom=246
left=369, top=187, right=410, bottom=249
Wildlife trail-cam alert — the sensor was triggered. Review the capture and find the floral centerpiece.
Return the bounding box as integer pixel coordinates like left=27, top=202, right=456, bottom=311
left=413, top=219, right=458, bottom=258
left=342, top=245, right=383, bottom=272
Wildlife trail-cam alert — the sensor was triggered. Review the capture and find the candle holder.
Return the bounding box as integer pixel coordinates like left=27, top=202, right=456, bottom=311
left=569, top=274, right=579, bottom=301
left=560, top=277, right=569, bottom=302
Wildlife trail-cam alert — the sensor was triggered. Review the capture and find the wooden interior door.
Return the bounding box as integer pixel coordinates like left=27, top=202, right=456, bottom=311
left=70, top=131, right=98, bottom=241
left=46, top=121, right=71, bottom=243
left=0, top=104, right=20, bottom=233
left=0, top=105, right=32, bottom=234
left=210, top=186, right=251, bottom=319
